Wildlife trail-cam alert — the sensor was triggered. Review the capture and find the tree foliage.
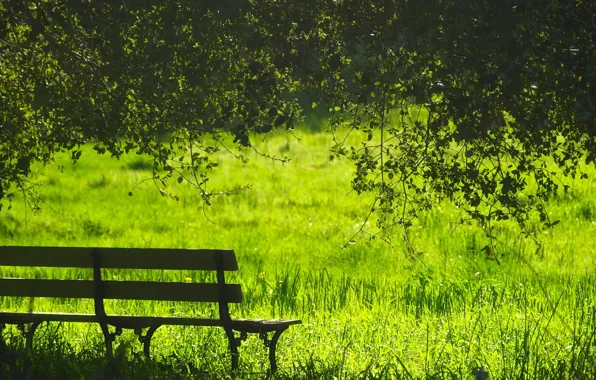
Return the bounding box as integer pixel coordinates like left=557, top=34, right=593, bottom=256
left=1, top=0, right=594, bottom=243
left=325, top=0, right=595, bottom=243
left=1, top=0, right=320, bottom=205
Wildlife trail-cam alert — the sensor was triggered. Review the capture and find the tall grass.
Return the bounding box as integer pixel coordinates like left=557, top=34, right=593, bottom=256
left=0, top=131, right=595, bottom=379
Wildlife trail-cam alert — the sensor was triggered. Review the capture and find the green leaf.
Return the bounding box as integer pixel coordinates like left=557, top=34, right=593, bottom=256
left=255, top=125, right=273, bottom=133
left=274, top=115, right=287, bottom=127
left=16, top=157, right=31, bottom=176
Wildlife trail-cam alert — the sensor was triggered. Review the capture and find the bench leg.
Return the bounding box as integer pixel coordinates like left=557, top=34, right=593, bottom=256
left=99, top=324, right=123, bottom=359
left=0, top=323, right=5, bottom=352
left=134, top=325, right=161, bottom=359
left=25, top=321, right=42, bottom=352
left=262, top=327, right=289, bottom=376
left=99, top=323, right=113, bottom=359
left=223, top=327, right=240, bottom=372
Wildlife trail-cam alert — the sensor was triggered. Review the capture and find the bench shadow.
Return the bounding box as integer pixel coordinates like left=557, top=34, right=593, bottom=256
left=0, top=327, right=221, bottom=380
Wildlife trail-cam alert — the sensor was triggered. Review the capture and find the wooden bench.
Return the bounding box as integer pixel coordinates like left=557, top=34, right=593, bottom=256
left=0, top=246, right=301, bottom=374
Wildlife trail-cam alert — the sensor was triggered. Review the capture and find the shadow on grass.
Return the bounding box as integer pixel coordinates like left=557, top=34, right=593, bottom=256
left=0, top=328, right=223, bottom=380
left=0, top=333, right=408, bottom=380
left=125, top=157, right=154, bottom=172
left=0, top=345, right=229, bottom=380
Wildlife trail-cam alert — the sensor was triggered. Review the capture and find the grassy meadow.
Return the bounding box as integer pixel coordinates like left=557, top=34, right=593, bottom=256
left=1, top=130, right=596, bottom=379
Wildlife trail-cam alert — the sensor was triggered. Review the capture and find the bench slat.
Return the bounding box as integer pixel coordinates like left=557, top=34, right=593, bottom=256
left=0, top=279, right=243, bottom=303
left=0, top=246, right=238, bottom=271
left=103, top=281, right=243, bottom=303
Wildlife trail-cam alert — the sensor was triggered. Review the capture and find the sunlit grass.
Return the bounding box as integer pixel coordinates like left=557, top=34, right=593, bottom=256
left=1, top=130, right=595, bottom=379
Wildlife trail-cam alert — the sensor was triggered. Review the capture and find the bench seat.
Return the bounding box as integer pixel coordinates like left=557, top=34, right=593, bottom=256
left=0, top=312, right=301, bottom=331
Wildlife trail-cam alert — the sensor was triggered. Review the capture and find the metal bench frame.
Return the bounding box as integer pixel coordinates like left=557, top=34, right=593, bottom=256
left=0, top=246, right=301, bottom=375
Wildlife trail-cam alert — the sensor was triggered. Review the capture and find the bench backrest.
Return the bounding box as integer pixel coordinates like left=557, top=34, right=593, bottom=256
left=0, top=246, right=242, bottom=320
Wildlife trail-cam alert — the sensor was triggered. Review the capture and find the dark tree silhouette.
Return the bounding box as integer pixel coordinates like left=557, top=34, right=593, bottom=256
left=1, top=0, right=594, bottom=241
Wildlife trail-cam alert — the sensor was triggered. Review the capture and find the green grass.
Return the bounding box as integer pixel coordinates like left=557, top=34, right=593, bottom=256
left=1, top=131, right=595, bottom=379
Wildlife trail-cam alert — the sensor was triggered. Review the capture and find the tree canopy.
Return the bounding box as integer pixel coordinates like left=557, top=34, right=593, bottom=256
left=1, top=0, right=594, bottom=243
